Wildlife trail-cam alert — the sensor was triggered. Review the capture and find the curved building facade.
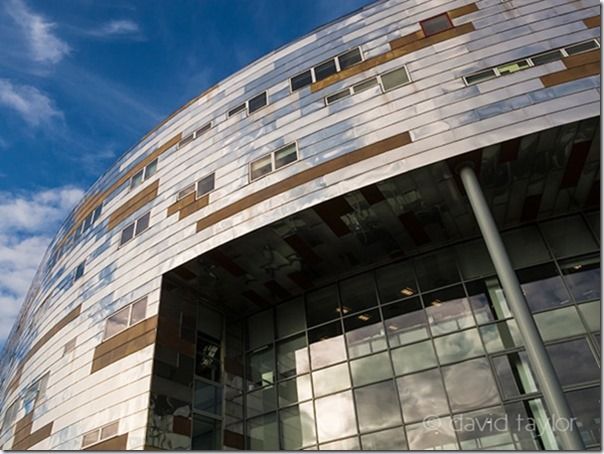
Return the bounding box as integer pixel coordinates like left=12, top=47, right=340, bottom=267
left=0, top=0, right=601, bottom=450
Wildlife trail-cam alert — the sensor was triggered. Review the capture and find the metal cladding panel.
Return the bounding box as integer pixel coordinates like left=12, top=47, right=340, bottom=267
left=0, top=0, right=600, bottom=449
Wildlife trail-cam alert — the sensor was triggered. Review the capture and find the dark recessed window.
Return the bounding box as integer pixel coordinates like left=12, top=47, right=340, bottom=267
left=228, top=103, right=246, bottom=118
left=74, top=262, right=85, bottom=281
left=464, top=69, right=497, bottom=85
left=248, top=92, right=268, bottom=114
left=197, top=173, right=215, bottom=197
left=325, top=89, right=352, bottom=105
left=274, top=144, right=297, bottom=169
left=179, top=132, right=195, bottom=148
left=177, top=183, right=196, bottom=200
left=250, top=155, right=273, bottom=181
left=250, top=143, right=298, bottom=181
left=120, top=211, right=151, bottom=246
left=380, top=66, right=411, bottom=91
left=564, top=39, right=600, bottom=56
left=134, top=212, right=150, bottom=235
left=337, top=48, right=362, bottom=70
left=290, top=70, right=313, bottom=91
left=352, top=78, right=379, bottom=94
left=420, top=13, right=453, bottom=37
left=530, top=50, right=564, bottom=66
left=196, top=122, right=212, bottom=136
left=314, top=59, right=338, bottom=81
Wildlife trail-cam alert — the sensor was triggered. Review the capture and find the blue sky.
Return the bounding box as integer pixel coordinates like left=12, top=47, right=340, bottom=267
left=0, top=0, right=375, bottom=349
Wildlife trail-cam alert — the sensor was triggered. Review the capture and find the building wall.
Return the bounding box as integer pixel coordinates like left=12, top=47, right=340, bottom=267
left=0, top=0, right=600, bottom=449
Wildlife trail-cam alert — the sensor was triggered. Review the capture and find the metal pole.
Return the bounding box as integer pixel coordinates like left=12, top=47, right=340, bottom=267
left=458, top=164, right=585, bottom=450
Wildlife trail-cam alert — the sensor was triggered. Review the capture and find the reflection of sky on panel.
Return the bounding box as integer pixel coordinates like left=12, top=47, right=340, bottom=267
left=355, top=380, right=402, bottom=433
left=521, top=275, right=570, bottom=312
left=426, top=296, right=475, bottom=335
left=563, top=266, right=601, bottom=302
left=453, top=406, right=515, bottom=449
left=314, top=390, right=357, bottom=443
left=361, top=426, right=407, bottom=450
left=406, top=416, right=458, bottom=450
left=309, top=335, right=347, bottom=369
left=434, top=328, right=484, bottom=364
left=397, top=368, right=449, bottom=422
left=312, top=362, right=350, bottom=397
left=443, top=358, right=500, bottom=413
left=547, top=339, right=600, bottom=387
left=280, top=401, right=316, bottom=449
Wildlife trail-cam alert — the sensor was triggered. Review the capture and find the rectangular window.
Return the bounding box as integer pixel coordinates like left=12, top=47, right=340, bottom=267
left=92, top=205, right=103, bottom=223
left=274, top=144, right=298, bottom=169
left=352, top=78, right=379, bottom=93
left=228, top=103, right=246, bottom=118
left=530, top=50, right=564, bottom=66
left=130, top=160, right=158, bottom=190
left=464, top=69, right=497, bottom=85
left=63, top=337, right=76, bottom=356
left=248, top=92, right=268, bottom=114
left=564, top=39, right=600, bottom=56
left=74, top=261, right=85, bottom=281
left=325, top=88, right=352, bottom=105
left=290, top=70, right=313, bottom=91
left=196, top=122, right=212, bottom=137
left=104, top=297, right=148, bottom=339
left=337, top=48, right=362, bottom=70
left=2, top=400, right=19, bottom=431
left=497, top=59, right=531, bottom=75
left=177, top=183, right=196, bottom=200
left=82, top=421, right=119, bottom=448
left=380, top=66, right=411, bottom=91
left=179, top=132, right=195, bottom=148
left=119, top=211, right=151, bottom=246
left=250, top=155, right=273, bottom=181
left=314, top=59, right=338, bottom=81
left=130, top=169, right=144, bottom=189
left=420, top=13, right=453, bottom=36
left=197, top=173, right=215, bottom=197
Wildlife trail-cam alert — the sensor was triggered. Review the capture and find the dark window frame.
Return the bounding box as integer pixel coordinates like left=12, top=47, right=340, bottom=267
left=420, top=12, right=453, bottom=37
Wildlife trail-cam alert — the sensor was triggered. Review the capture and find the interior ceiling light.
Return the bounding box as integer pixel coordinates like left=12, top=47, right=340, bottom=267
left=400, top=287, right=415, bottom=296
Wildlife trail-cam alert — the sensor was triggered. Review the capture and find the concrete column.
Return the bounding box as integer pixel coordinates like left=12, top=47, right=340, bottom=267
left=458, top=164, right=584, bottom=450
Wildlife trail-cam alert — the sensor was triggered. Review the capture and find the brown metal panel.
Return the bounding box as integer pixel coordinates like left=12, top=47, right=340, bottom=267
left=83, top=433, right=128, bottom=451
left=314, top=197, right=353, bottom=237
left=93, top=316, right=158, bottom=359
left=178, top=194, right=210, bottom=220
left=388, top=29, right=425, bottom=49
left=562, top=49, right=600, bottom=69
left=107, top=179, right=160, bottom=230
left=284, top=234, right=321, bottom=264
left=583, top=15, right=601, bottom=28
left=224, top=429, right=245, bottom=449
left=12, top=422, right=53, bottom=450
left=196, top=132, right=411, bottom=232
left=172, top=415, right=192, bottom=436
left=540, top=62, right=600, bottom=87
left=448, top=2, right=479, bottom=19
left=360, top=184, right=386, bottom=205
left=167, top=192, right=196, bottom=216
left=205, top=250, right=246, bottom=276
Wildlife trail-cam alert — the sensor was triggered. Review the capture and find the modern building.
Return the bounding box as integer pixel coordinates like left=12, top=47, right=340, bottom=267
left=0, top=0, right=600, bottom=450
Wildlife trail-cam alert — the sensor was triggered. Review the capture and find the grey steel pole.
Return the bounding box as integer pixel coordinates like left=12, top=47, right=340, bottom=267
left=458, top=164, right=585, bottom=450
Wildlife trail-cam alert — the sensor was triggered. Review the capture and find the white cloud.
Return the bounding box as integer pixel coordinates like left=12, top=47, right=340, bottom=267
left=0, top=186, right=84, bottom=343
left=6, top=0, right=70, bottom=64
left=0, top=79, right=63, bottom=127
left=92, top=19, right=141, bottom=37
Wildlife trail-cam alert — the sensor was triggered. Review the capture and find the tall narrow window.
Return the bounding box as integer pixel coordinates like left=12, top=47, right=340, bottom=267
left=119, top=211, right=151, bottom=246
left=197, top=173, right=215, bottom=197
left=420, top=13, right=453, bottom=36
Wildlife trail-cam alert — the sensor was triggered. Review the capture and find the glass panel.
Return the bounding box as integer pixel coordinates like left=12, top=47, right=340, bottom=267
left=425, top=285, right=475, bottom=335
left=100, top=421, right=118, bottom=440
left=277, top=334, right=309, bottom=379
left=465, top=69, right=497, bottom=85
left=308, top=321, right=347, bottom=369
left=456, top=239, right=495, bottom=279
left=414, top=249, right=459, bottom=291
left=314, top=59, right=337, bottom=81
left=178, top=183, right=195, bottom=200
left=337, top=48, right=362, bottom=70
left=82, top=430, right=99, bottom=447
left=325, top=89, right=351, bottom=104
left=352, top=78, right=379, bottom=93
left=120, top=223, right=135, bottom=245
left=534, top=306, right=585, bottom=341
left=247, top=309, right=273, bottom=350
left=248, top=92, right=267, bottom=114
left=145, top=159, right=158, bottom=178
left=502, top=226, right=550, bottom=269
left=540, top=215, right=598, bottom=258
left=92, top=205, right=102, bottom=223
left=228, top=103, right=246, bottom=117
left=278, top=375, right=312, bottom=407
left=381, top=67, right=410, bottom=91
left=104, top=307, right=129, bottom=338
left=434, top=328, right=484, bottom=364
left=247, top=412, right=279, bottom=450
left=274, top=143, right=297, bottom=169
left=196, top=335, right=221, bottom=381
left=561, top=257, right=601, bottom=303
left=503, top=401, right=543, bottom=450
left=361, top=426, right=407, bottom=450
left=397, top=368, right=449, bottom=422
left=376, top=261, right=417, bottom=304
left=453, top=406, right=515, bottom=449
left=350, top=351, right=392, bottom=387
left=306, top=285, right=339, bottom=327
left=291, top=70, right=312, bottom=91
left=276, top=297, right=305, bottom=338
left=566, top=387, right=601, bottom=446
left=312, top=362, right=350, bottom=397
left=391, top=340, right=438, bottom=376
left=195, top=380, right=222, bottom=415
left=280, top=401, right=316, bottom=449
left=565, top=40, right=599, bottom=55
left=314, top=391, right=357, bottom=443
left=246, top=386, right=276, bottom=418
left=343, top=309, right=386, bottom=358
left=135, top=211, right=150, bottom=235
left=130, top=169, right=144, bottom=189
left=319, top=436, right=360, bottom=450
left=197, top=173, right=215, bottom=197
left=578, top=301, right=600, bottom=332
left=442, top=358, right=500, bottom=412
left=546, top=338, right=600, bottom=386
left=339, top=272, right=377, bottom=314
left=382, top=297, right=428, bottom=347
left=466, top=278, right=511, bottom=324
left=250, top=155, right=272, bottom=180
left=518, top=263, right=571, bottom=312
left=130, top=297, right=147, bottom=325
left=406, top=416, right=458, bottom=450
left=355, top=380, right=402, bottom=433
left=531, top=49, right=564, bottom=65
left=497, top=59, right=531, bottom=75
left=586, top=211, right=599, bottom=240
left=492, top=352, right=538, bottom=399
left=247, top=346, right=274, bottom=390
left=479, top=319, right=523, bottom=353
left=193, top=415, right=221, bottom=450
left=421, top=13, right=452, bottom=36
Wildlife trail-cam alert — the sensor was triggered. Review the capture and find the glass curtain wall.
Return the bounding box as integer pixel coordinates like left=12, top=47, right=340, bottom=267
left=224, top=211, right=600, bottom=450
